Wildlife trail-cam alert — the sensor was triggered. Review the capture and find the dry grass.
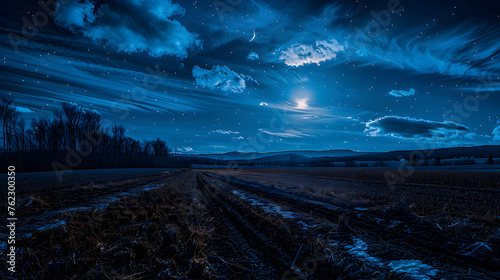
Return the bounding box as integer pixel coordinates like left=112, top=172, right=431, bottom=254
left=15, top=174, right=215, bottom=279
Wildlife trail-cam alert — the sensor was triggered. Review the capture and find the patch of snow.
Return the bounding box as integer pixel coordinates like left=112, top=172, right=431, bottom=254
left=344, top=237, right=439, bottom=280
left=231, top=190, right=295, bottom=219
left=388, top=260, right=439, bottom=279
left=345, top=237, right=382, bottom=265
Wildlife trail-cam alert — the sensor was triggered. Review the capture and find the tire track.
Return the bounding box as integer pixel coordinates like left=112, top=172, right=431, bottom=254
left=204, top=171, right=500, bottom=278
left=196, top=173, right=296, bottom=279
left=1, top=172, right=181, bottom=239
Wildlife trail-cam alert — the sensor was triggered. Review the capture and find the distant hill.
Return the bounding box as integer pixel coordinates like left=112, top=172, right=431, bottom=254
left=331, top=145, right=500, bottom=161
left=177, top=145, right=500, bottom=167
left=243, top=153, right=311, bottom=164
left=186, top=149, right=368, bottom=161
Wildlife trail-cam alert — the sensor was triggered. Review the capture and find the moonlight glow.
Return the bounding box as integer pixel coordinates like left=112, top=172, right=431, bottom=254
left=295, top=98, right=309, bottom=110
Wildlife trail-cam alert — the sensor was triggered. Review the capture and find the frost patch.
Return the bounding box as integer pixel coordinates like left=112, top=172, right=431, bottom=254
left=344, top=237, right=439, bottom=280
left=231, top=190, right=294, bottom=219
left=345, top=238, right=382, bottom=265
left=388, top=260, right=439, bottom=279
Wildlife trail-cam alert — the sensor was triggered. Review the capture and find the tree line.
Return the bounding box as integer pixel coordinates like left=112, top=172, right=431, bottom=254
left=1, top=97, right=179, bottom=172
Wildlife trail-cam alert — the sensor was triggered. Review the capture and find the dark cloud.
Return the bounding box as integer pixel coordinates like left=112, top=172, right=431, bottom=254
left=365, top=116, right=468, bottom=139
left=54, top=0, right=201, bottom=57
left=54, top=0, right=95, bottom=31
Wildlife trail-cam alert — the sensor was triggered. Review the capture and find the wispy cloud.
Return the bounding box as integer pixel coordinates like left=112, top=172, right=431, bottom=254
left=0, top=38, right=203, bottom=115
left=350, top=25, right=500, bottom=79
left=258, top=128, right=314, bottom=138
left=388, top=88, right=415, bottom=97
left=214, top=129, right=241, bottom=135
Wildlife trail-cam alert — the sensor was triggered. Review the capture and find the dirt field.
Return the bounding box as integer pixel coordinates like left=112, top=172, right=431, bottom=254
left=1, top=168, right=499, bottom=279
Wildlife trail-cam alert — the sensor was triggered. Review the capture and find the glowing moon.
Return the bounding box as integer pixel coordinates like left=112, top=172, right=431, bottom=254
left=249, top=30, right=256, bottom=42
left=295, top=98, right=309, bottom=109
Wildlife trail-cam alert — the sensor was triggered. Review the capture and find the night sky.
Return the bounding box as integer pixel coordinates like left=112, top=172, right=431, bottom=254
left=1, top=0, right=499, bottom=154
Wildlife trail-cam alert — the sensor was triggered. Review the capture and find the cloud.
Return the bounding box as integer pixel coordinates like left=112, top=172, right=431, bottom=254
left=14, top=106, right=34, bottom=113
left=464, top=133, right=476, bottom=140
left=176, top=147, right=194, bottom=153
left=54, top=0, right=95, bottom=31
left=493, top=125, right=500, bottom=141
left=247, top=51, right=260, bottom=60
left=54, top=0, right=201, bottom=57
left=192, top=65, right=256, bottom=93
left=351, top=25, right=500, bottom=78
left=214, top=129, right=241, bottom=135
left=388, top=88, right=415, bottom=97
left=279, top=39, right=345, bottom=67
left=365, top=116, right=469, bottom=139
left=259, top=102, right=268, bottom=106
left=258, top=128, right=314, bottom=138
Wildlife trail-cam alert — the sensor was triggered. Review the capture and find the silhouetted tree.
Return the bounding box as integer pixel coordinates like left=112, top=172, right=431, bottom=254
left=47, top=118, right=64, bottom=151
left=1, top=98, right=176, bottom=171
left=62, top=102, right=82, bottom=150
left=151, top=138, right=169, bottom=155
left=112, top=124, right=126, bottom=167
left=0, top=96, right=20, bottom=161
left=31, top=117, right=49, bottom=151
left=0, top=97, right=15, bottom=155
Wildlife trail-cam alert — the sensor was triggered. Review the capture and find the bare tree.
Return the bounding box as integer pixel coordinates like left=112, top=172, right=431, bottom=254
left=62, top=103, right=82, bottom=150
left=1, top=98, right=175, bottom=171
left=0, top=97, right=21, bottom=160
left=151, top=138, right=169, bottom=155
left=31, top=117, right=49, bottom=151
left=14, top=117, right=27, bottom=152
left=111, top=124, right=125, bottom=167
left=47, top=118, right=64, bottom=151
left=0, top=96, right=16, bottom=158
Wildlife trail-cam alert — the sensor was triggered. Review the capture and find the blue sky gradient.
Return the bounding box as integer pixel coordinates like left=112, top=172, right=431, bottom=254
left=1, top=0, right=499, bottom=153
